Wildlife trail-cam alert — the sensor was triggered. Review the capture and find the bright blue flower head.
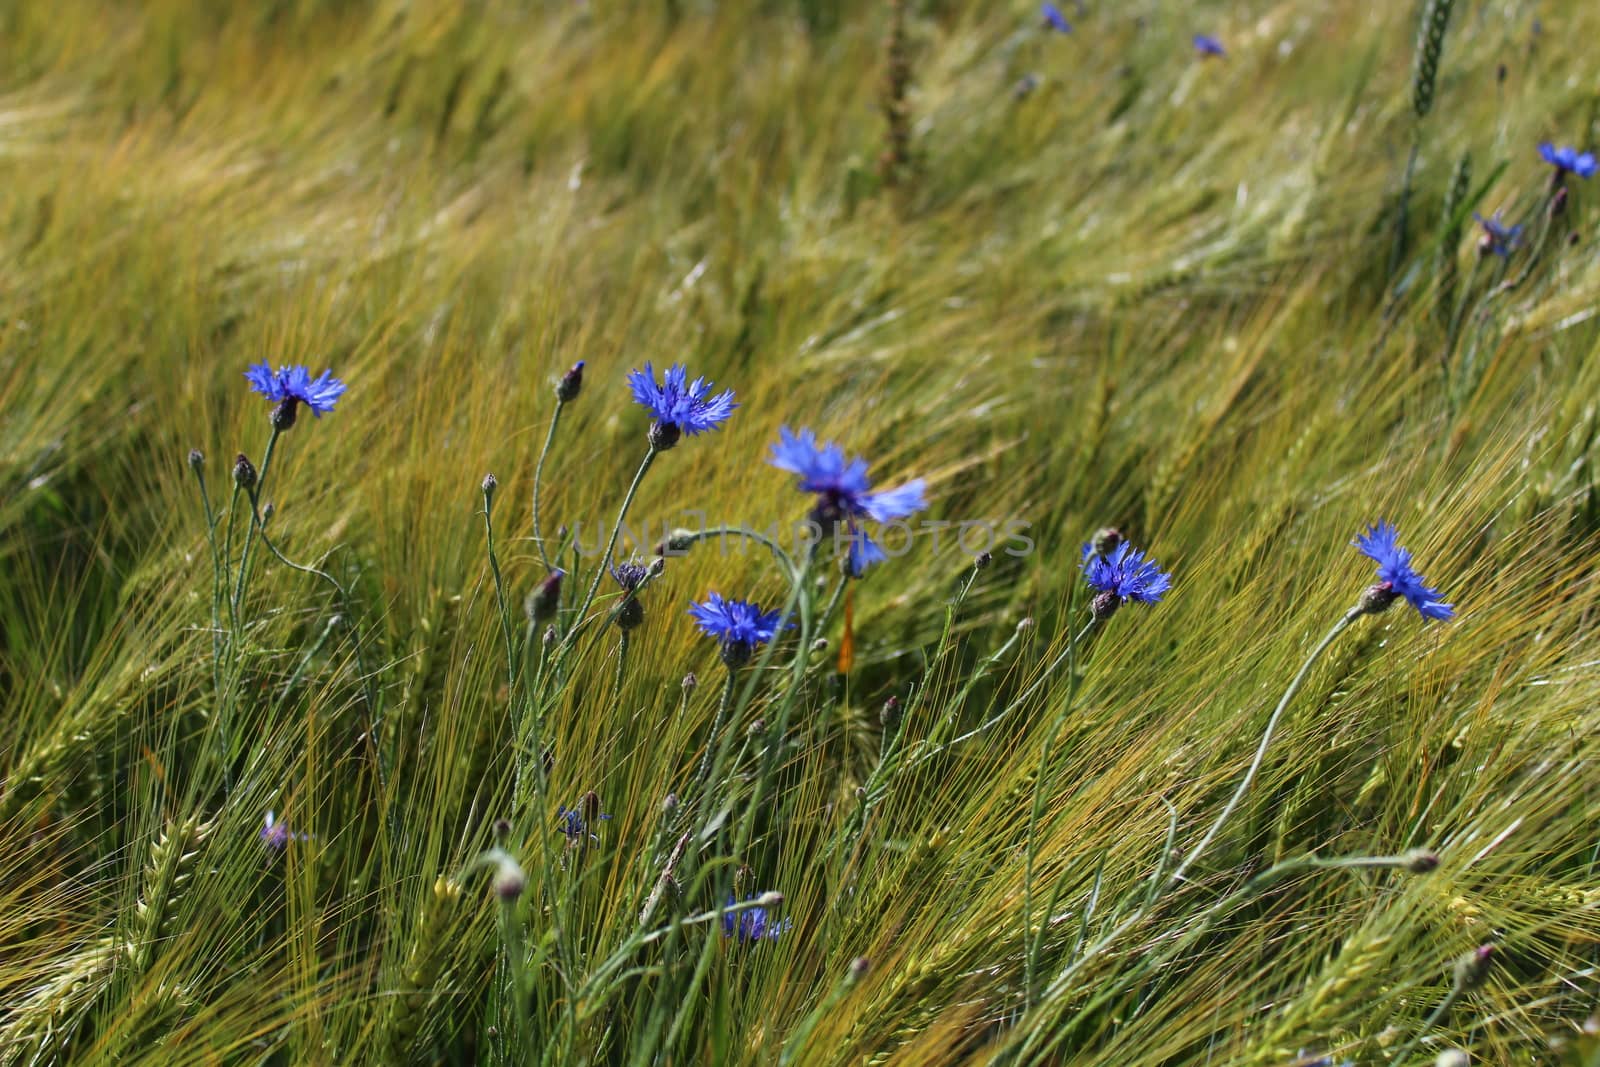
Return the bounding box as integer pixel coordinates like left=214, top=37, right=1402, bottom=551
left=723, top=893, right=791, bottom=942
left=1352, top=522, right=1453, bottom=621
left=691, top=593, right=784, bottom=667
left=1082, top=541, right=1172, bottom=619
left=1193, top=34, right=1226, bottom=57
left=627, top=362, right=737, bottom=448
left=769, top=426, right=926, bottom=575
left=245, top=362, right=347, bottom=419
left=1538, top=142, right=1597, bottom=179
left=1473, top=212, right=1523, bottom=257
left=1040, top=2, right=1071, bottom=33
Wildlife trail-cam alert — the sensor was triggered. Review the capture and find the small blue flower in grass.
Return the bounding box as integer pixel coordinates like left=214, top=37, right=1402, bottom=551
left=769, top=427, right=926, bottom=576
left=260, top=811, right=308, bottom=850
left=245, top=362, right=347, bottom=430
left=723, top=892, right=791, bottom=943
left=1352, top=522, right=1454, bottom=621
left=1473, top=212, right=1523, bottom=257
left=556, top=793, right=612, bottom=846
left=1082, top=541, right=1172, bottom=620
left=1538, top=142, right=1597, bottom=179
left=1193, top=34, right=1226, bottom=57
left=1039, top=2, right=1071, bottom=33
left=627, top=362, right=737, bottom=450
left=691, top=592, right=785, bottom=668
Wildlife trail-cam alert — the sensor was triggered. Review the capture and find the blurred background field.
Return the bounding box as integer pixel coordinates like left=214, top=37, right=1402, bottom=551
left=2, top=1, right=1599, bottom=1063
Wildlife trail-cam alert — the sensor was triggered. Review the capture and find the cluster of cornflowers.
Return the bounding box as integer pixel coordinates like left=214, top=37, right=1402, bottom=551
left=219, top=352, right=1458, bottom=955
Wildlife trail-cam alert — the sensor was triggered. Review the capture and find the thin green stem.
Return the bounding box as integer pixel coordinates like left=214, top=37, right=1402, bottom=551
left=694, top=670, right=740, bottom=799
left=1166, top=606, right=1361, bottom=891
left=531, top=401, right=565, bottom=571
left=245, top=494, right=382, bottom=764
left=1022, top=613, right=1097, bottom=1008
left=560, top=448, right=657, bottom=654
left=483, top=483, right=518, bottom=691
left=231, top=426, right=280, bottom=619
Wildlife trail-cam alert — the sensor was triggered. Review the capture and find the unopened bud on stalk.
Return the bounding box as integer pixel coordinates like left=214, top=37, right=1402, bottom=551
left=525, top=570, right=564, bottom=623
left=233, top=453, right=257, bottom=491
left=556, top=360, right=585, bottom=402
left=1452, top=944, right=1494, bottom=991
left=491, top=852, right=526, bottom=901
left=1090, top=527, right=1124, bottom=558
left=1402, top=848, right=1440, bottom=874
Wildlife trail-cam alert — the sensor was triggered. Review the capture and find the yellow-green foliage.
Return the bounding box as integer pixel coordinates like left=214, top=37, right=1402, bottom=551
left=2, top=1, right=1599, bottom=1064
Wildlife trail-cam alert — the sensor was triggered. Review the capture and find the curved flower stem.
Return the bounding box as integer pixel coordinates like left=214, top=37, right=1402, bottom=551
left=246, top=495, right=382, bottom=774
left=230, top=426, right=281, bottom=620
left=1165, top=606, right=1361, bottom=892
left=482, top=485, right=518, bottom=691
left=667, top=525, right=797, bottom=582
left=918, top=616, right=1096, bottom=765
left=531, top=401, right=565, bottom=571
left=560, top=447, right=656, bottom=653
left=1022, top=612, right=1098, bottom=1009
left=1033, top=851, right=1429, bottom=1060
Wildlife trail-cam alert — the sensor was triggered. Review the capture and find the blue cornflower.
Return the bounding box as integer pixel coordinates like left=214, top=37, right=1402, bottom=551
left=1193, top=34, right=1226, bottom=57
left=556, top=799, right=612, bottom=844
left=723, top=893, right=792, bottom=942
left=1352, top=522, right=1454, bottom=621
left=769, top=426, right=926, bottom=575
left=690, top=593, right=785, bottom=668
left=1538, top=142, right=1597, bottom=179
left=1081, top=541, right=1172, bottom=620
left=244, top=362, right=347, bottom=429
left=1040, top=2, right=1071, bottom=33
left=260, top=811, right=308, bottom=850
left=1473, top=212, right=1523, bottom=257
left=626, top=362, right=737, bottom=449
